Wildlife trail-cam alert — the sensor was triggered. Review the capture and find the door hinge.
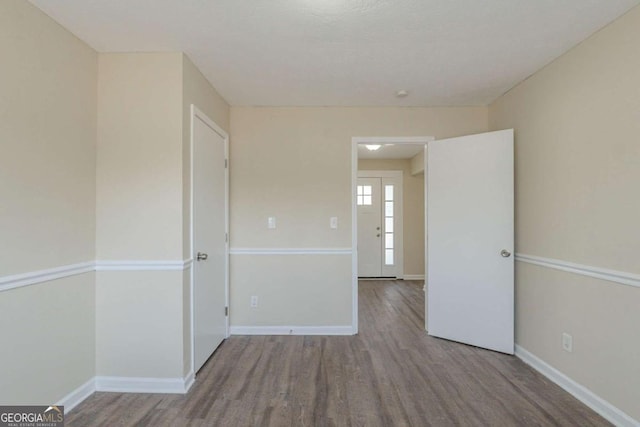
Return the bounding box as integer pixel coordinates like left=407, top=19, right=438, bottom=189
left=225, top=159, right=228, bottom=168
left=225, top=232, right=228, bottom=243
left=225, top=306, right=229, bottom=316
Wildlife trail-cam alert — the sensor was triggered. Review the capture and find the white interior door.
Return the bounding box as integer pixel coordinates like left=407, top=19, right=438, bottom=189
left=193, top=108, right=228, bottom=373
left=357, top=177, right=382, bottom=277
left=427, top=129, right=514, bottom=354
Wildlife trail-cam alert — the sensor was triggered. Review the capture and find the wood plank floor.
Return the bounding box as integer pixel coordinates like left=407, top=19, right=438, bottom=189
left=67, top=280, right=609, bottom=426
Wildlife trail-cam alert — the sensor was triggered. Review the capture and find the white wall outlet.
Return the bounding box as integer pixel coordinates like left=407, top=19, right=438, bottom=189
left=562, top=332, right=573, bottom=352
left=330, top=216, right=338, bottom=229
left=250, top=295, right=258, bottom=308
left=267, top=217, right=276, bottom=229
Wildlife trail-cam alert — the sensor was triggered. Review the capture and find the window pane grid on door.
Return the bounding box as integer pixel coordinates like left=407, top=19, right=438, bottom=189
left=384, top=185, right=394, bottom=265
left=357, top=185, right=373, bottom=206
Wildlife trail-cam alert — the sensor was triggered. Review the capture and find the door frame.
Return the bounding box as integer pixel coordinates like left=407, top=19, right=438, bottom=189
left=357, top=170, right=404, bottom=279
left=351, top=136, right=434, bottom=334
left=190, top=104, right=230, bottom=375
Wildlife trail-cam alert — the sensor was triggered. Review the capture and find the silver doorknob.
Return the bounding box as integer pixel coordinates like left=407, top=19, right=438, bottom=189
left=376, top=234, right=381, bottom=237
left=376, top=227, right=380, bottom=230
left=196, top=252, right=208, bottom=261
left=500, top=249, right=511, bottom=258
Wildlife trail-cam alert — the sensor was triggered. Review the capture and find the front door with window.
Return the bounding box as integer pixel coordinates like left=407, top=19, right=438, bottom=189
left=357, top=173, right=401, bottom=277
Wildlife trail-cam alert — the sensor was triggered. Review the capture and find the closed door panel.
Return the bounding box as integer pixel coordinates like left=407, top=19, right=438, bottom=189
left=193, top=113, right=227, bottom=373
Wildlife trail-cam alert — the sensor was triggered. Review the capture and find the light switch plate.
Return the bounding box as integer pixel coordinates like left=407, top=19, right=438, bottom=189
left=330, top=217, right=338, bottom=229
left=268, top=217, right=276, bottom=229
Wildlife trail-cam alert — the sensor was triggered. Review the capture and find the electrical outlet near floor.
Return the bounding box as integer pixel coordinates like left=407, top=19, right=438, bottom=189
left=562, top=332, right=573, bottom=352
left=250, top=295, right=258, bottom=308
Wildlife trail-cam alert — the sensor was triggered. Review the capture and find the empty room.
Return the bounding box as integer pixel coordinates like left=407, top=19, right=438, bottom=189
left=1, top=0, right=639, bottom=426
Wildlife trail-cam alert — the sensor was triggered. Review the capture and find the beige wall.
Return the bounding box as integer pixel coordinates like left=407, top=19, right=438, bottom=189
left=96, top=271, right=184, bottom=378
left=489, top=5, right=640, bottom=420
left=410, top=151, right=425, bottom=175
left=231, top=255, right=352, bottom=326
left=229, top=107, right=487, bottom=327
left=97, top=53, right=183, bottom=260
left=230, top=107, right=487, bottom=248
left=182, top=270, right=192, bottom=376
left=182, top=54, right=230, bottom=135
left=0, top=275, right=96, bottom=405
left=95, top=53, right=186, bottom=379
left=0, top=1, right=97, bottom=274
left=0, top=1, right=97, bottom=405
left=358, top=159, right=425, bottom=276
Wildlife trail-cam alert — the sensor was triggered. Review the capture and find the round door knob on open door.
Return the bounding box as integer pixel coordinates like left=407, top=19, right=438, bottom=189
left=196, top=252, right=208, bottom=261
left=500, top=249, right=511, bottom=258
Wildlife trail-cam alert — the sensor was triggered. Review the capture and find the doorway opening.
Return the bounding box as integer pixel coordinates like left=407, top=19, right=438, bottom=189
left=352, top=131, right=515, bottom=355
left=351, top=137, right=433, bottom=334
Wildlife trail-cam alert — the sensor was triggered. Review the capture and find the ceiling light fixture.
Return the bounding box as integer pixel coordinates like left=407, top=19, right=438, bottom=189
left=396, top=89, right=409, bottom=98
left=365, top=144, right=382, bottom=151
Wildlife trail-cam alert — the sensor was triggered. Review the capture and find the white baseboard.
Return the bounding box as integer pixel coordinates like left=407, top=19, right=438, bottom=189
left=403, top=274, right=425, bottom=280
left=230, top=325, right=354, bottom=336
left=95, top=374, right=194, bottom=395
left=57, top=372, right=196, bottom=414
left=183, top=371, right=195, bottom=393
left=515, top=345, right=638, bottom=427
left=57, top=378, right=96, bottom=413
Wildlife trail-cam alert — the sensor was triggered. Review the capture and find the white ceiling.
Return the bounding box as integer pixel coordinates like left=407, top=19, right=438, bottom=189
left=358, top=144, right=424, bottom=160
left=30, top=0, right=639, bottom=107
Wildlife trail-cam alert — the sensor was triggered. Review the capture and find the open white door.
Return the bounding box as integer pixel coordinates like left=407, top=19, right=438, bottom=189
left=192, top=106, right=228, bottom=373
left=427, top=129, right=514, bottom=354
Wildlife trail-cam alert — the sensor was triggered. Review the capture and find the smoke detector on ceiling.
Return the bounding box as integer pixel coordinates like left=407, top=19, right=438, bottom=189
left=396, top=90, right=409, bottom=98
